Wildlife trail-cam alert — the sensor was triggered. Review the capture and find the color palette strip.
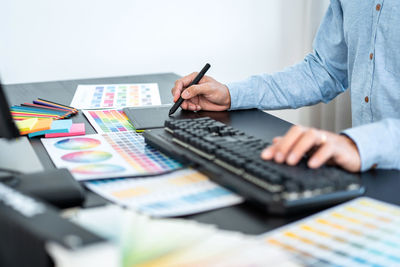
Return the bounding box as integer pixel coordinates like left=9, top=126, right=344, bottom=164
left=85, top=169, right=243, bottom=217
left=262, top=197, right=400, bottom=267
left=83, top=109, right=137, bottom=133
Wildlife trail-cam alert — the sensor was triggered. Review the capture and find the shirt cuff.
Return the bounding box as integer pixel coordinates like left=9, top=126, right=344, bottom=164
left=341, top=123, right=385, bottom=172
left=226, top=79, right=258, bottom=110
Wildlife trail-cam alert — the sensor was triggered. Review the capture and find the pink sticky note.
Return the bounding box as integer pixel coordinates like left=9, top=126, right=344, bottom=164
left=45, top=123, right=85, bottom=138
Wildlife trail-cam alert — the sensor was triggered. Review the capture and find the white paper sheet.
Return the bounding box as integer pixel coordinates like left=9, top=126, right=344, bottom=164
left=70, top=83, right=161, bottom=109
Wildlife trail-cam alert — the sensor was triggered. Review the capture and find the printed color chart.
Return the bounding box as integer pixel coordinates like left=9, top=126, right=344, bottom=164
left=41, top=132, right=182, bottom=180
left=263, top=197, right=400, bottom=267
left=85, top=169, right=243, bottom=217
left=42, top=135, right=131, bottom=180
left=102, top=132, right=181, bottom=174
left=83, top=109, right=136, bottom=133
left=70, top=83, right=161, bottom=109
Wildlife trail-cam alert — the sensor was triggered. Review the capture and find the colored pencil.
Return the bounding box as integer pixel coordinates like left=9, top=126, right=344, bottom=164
left=11, top=112, right=61, bottom=119
left=22, top=103, right=74, bottom=113
left=35, top=98, right=78, bottom=114
left=20, top=104, right=73, bottom=118
left=12, top=106, right=66, bottom=114
left=15, top=105, right=72, bottom=118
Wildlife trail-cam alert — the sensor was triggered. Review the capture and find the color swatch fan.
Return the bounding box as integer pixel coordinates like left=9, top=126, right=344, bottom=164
left=72, top=206, right=298, bottom=267
left=262, top=197, right=400, bottom=267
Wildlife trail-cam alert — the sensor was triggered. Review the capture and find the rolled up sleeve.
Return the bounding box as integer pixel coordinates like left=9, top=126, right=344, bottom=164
left=227, top=1, right=348, bottom=111
left=342, top=118, right=400, bottom=171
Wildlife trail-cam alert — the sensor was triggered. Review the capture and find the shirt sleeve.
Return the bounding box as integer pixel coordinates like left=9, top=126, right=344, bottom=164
left=228, top=0, right=349, bottom=110
left=341, top=118, right=400, bottom=171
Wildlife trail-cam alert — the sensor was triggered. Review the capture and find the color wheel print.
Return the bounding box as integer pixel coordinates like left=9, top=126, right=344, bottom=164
left=61, top=150, right=112, bottom=163
left=54, top=137, right=100, bottom=150
left=72, top=164, right=125, bottom=175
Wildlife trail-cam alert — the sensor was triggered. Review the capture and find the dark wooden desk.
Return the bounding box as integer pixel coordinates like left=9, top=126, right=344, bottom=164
left=4, top=73, right=400, bottom=235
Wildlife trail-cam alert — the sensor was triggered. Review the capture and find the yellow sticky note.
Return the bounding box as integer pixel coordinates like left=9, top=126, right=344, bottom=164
left=16, top=118, right=38, bottom=134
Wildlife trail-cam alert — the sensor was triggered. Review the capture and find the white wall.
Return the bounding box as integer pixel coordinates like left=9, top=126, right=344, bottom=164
left=1, top=0, right=338, bottom=128
left=0, top=0, right=286, bottom=84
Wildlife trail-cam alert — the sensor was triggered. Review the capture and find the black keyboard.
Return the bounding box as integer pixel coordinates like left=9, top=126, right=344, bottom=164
left=144, top=117, right=365, bottom=214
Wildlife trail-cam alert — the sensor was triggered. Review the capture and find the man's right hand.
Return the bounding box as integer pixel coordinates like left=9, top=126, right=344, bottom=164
left=171, top=72, right=231, bottom=111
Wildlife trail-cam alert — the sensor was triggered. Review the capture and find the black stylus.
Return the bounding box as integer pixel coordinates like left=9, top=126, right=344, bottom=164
left=169, top=63, right=211, bottom=116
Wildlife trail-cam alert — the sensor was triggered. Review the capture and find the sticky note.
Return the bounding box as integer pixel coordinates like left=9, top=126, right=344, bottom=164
left=16, top=118, right=38, bottom=135
left=68, top=123, right=85, bottom=136
left=28, top=119, right=72, bottom=138
left=31, top=118, right=53, bottom=131
left=26, top=118, right=53, bottom=137
left=45, top=123, right=85, bottom=138
left=50, top=119, right=73, bottom=131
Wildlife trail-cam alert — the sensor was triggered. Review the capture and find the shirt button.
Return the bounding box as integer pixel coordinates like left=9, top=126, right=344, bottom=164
left=365, top=96, right=369, bottom=103
left=369, top=53, right=374, bottom=60
left=376, top=4, right=381, bottom=11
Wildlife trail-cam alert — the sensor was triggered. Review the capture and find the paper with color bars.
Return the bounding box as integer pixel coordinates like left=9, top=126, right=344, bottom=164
left=71, top=205, right=298, bottom=267
left=41, top=132, right=182, bottom=181
left=70, top=83, right=161, bottom=109
left=83, top=109, right=139, bottom=133
left=262, top=197, right=400, bottom=267
left=85, top=169, right=243, bottom=217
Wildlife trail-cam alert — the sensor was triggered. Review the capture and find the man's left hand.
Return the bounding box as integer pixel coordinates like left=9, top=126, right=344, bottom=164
left=261, top=126, right=361, bottom=172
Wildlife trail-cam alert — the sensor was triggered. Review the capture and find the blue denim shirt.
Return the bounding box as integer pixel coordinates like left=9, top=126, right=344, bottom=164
left=227, top=0, right=400, bottom=171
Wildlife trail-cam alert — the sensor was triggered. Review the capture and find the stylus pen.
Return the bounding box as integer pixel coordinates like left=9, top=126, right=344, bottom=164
left=169, top=63, right=211, bottom=116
